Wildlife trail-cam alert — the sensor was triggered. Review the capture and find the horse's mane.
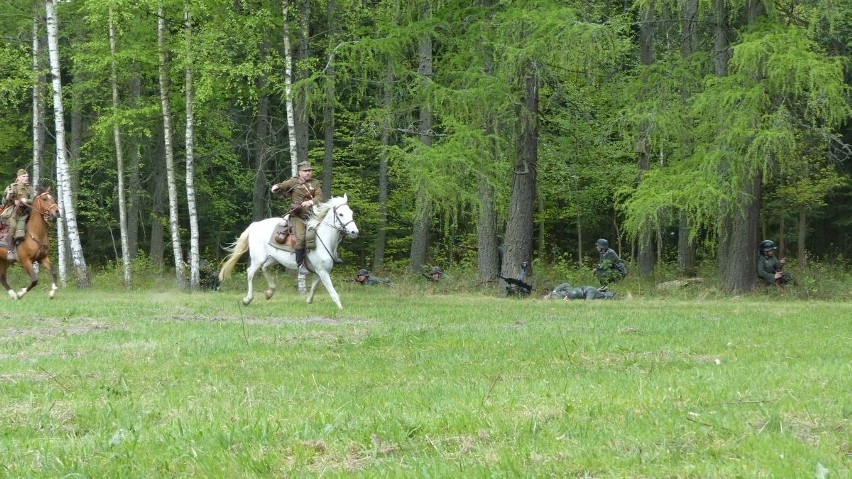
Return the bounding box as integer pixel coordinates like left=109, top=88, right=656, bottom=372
left=307, top=196, right=348, bottom=229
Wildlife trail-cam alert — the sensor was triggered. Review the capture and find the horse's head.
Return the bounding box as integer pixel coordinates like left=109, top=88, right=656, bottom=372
left=33, top=188, right=61, bottom=221
left=325, top=195, right=358, bottom=239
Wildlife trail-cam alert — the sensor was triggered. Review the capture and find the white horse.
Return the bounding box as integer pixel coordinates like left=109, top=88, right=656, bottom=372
left=218, top=195, right=359, bottom=309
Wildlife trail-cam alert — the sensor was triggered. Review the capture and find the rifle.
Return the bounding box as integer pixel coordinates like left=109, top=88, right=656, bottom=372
left=498, top=275, right=533, bottom=294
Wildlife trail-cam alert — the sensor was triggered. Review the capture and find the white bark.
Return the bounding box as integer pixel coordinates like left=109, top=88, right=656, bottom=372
left=158, top=4, right=186, bottom=287
left=45, top=0, right=89, bottom=286
left=32, top=15, right=45, bottom=187
left=282, top=0, right=298, bottom=176
left=184, top=4, right=200, bottom=289
left=109, top=7, right=132, bottom=288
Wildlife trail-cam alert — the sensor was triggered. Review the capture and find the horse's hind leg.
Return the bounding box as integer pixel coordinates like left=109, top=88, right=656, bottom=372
left=243, top=261, right=260, bottom=305
left=0, top=263, right=18, bottom=300
left=261, top=263, right=277, bottom=300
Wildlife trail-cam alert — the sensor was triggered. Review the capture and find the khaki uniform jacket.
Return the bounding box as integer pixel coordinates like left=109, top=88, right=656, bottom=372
left=1, top=183, right=35, bottom=219
left=273, top=177, right=324, bottom=219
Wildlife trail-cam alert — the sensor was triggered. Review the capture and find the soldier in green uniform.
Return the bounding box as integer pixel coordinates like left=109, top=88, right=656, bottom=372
left=427, top=266, right=443, bottom=282
left=356, top=268, right=390, bottom=286
left=270, top=161, right=325, bottom=274
left=757, top=240, right=793, bottom=287
left=592, top=238, right=627, bottom=287
left=547, top=283, right=616, bottom=300
left=1, top=169, right=36, bottom=261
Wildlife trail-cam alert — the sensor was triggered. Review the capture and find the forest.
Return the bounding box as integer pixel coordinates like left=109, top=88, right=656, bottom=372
left=0, top=0, right=849, bottom=292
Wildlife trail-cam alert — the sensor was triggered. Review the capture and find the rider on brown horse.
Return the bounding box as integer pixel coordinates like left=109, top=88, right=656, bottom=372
left=0, top=168, right=36, bottom=262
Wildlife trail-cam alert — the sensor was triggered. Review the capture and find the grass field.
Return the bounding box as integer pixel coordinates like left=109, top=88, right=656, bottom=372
left=0, top=273, right=849, bottom=477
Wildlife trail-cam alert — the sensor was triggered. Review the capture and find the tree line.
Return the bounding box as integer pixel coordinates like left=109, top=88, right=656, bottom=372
left=0, top=0, right=849, bottom=292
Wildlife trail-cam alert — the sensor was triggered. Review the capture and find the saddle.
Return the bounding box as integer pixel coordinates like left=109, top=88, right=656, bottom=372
left=0, top=221, right=10, bottom=249
left=268, top=216, right=317, bottom=252
left=270, top=219, right=296, bottom=251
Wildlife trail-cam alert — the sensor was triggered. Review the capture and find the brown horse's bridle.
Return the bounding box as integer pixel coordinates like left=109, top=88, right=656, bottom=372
left=22, top=192, right=59, bottom=222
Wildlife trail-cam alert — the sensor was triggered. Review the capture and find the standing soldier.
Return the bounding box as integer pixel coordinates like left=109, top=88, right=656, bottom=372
left=271, top=162, right=324, bottom=292
left=1, top=169, right=36, bottom=262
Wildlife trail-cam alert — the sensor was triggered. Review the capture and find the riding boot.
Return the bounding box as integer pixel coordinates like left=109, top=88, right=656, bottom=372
left=6, top=238, right=19, bottom=262
left=295, top=247, right=309, bottom=276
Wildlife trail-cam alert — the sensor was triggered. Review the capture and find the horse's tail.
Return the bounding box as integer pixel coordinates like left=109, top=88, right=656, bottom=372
left=218, top=227, right=250, bottom=281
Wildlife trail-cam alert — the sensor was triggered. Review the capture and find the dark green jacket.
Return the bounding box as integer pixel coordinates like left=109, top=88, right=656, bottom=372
left=358, top=275, right=390, bottom=286
left=549, top=283, right=614, bottom=300
left=757, top=254, right=780, bottom=284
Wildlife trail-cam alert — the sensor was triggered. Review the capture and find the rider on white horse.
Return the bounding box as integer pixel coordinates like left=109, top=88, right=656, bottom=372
left=270, top=161, right=323, bottom=280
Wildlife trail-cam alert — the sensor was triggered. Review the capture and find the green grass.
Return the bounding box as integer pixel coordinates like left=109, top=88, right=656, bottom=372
left=0, top=273, right=849, bottom=477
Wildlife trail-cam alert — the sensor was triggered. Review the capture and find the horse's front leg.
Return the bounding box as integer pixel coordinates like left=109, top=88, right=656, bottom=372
left=313, top=270, right=343, bottom=310
left=39, top=257, right=59, bottom=299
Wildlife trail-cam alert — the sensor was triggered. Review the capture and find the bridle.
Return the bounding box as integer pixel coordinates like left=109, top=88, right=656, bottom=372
left=314, top=204, right=356, bottom=262
left=22, top=192, right=60, bottom=222
left=322, top=205, right=356, bottom=235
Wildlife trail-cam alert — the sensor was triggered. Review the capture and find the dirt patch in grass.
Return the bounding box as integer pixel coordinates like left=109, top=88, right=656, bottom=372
left=168, top=314, right=370, bottom=326
left=2, top=319, right=111, bottom=339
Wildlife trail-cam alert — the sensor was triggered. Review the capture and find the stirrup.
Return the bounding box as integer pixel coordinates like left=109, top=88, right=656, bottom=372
left=332, top=256, right=343, bottom=265
left=6, top=250, right=16, bottom=262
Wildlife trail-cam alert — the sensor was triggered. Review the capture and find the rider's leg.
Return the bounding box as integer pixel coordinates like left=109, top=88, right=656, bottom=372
left=5, top=215, right=17, bottom=261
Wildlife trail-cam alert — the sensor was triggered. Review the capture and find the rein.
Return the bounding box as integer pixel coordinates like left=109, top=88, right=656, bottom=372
left=314, top=205, right=352, bottom=261
left=21, top=192, right=58, bottom=221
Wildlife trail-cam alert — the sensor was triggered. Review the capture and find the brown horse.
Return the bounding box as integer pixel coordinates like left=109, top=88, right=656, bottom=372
left=0, top=188, right=61, bottom=300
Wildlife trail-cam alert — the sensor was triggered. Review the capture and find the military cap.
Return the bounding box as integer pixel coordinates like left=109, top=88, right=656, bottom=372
left=297, top=161, right=313, bottom=171
left=357, top=269, right=369, bottom=276
left=17, top=169, right=28, bottom=177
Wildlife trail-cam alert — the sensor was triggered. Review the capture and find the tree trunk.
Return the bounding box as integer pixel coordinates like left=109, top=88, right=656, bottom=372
left=676, top=0, right=698, bottom=276
left=253, top=68, right=270, bottom=221
left=109, top=7, right=132, bottom=287
left=295, top=0, right=310, bottom=165
left=127, top=70, right=142, bottom=259
left=45, top=0, right=90, bottom=287
left=321, top=0, right=336, bottom=197
left=32, top=13, right=46, bottom=187
left=184, top=4, right=200, bottom=289
left=408, top=5, right=433, bottom=273
left=721, top=173, right=762, bottom=292
left=282, top=0, right=299, bottom=175
left=373, top=61, right=393, bottom=270
left=636, top=0, right=655, bottom=278
left=677, top=212, right=696, bottom=276
left=502, top=63, right=538, bottom=281
left=157, top=4, right=186, bottom=287
left=797, top=206, right=807, bottom=267
left=149, top=139, right=166, bottom=269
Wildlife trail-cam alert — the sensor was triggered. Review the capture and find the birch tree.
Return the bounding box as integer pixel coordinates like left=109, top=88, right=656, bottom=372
left=183, top=2, right=199, bottom=289
left=282, top=0, right=299, bottom=174
left=108, top=6, right=132, bottom=287
left=157, top=3, right=186, bottom=287
left=45, top=0, right=90, bottom=287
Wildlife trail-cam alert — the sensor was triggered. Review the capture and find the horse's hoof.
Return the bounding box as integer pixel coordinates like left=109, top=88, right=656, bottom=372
left=265, top=290, right=274, bottom=300
left=7, top=290, right=19, bottom=300
left=242, top=297, right=253, bottom=306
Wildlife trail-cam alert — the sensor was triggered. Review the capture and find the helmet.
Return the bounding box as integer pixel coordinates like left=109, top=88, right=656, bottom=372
left=430, top=266, right=442, bottom=275
left=759, top=240, right=777, bottom=252
left=595, top=238, right=609, bottom=249
left=357, top=269, right=369, bottom=276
